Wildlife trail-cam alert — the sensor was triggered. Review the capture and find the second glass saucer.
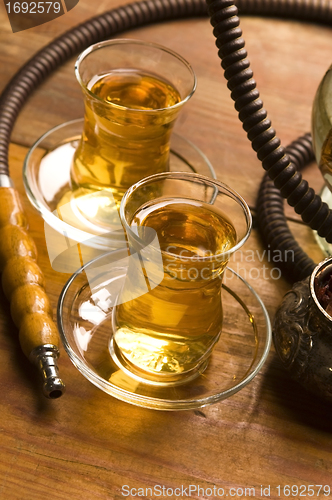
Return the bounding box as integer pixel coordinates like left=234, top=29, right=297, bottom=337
left=23, top=119, right=216, bottom=255
left=57, top=249, right=272, bottom=411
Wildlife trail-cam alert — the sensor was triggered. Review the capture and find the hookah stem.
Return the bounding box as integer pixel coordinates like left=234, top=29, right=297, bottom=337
left=0, top=178, right=65, bottom=398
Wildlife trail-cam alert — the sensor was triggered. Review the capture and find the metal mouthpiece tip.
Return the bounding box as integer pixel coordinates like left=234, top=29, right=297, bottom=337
left=43, top=377, right=66, bottom=399
left=30, top=344, right=66, bottom=399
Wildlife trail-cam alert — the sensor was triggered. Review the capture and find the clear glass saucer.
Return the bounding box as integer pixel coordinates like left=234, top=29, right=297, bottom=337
left=57, top=249, right=272, bottom=411
left=23, top=118, right=216, bottom=252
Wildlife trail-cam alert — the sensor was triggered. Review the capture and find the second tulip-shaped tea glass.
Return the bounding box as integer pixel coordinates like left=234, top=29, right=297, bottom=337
left=110, top=172, right=252, bottom=386
left=70, top=39, right=196, bottom=230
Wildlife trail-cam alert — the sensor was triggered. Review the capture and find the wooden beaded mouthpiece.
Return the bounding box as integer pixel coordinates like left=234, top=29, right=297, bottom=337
left=0, top=185, right=65, bottom=398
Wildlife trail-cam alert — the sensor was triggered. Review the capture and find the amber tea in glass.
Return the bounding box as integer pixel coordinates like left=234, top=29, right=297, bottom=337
left=69, top=39, right=196, bottom=229
left=111, top=172, right=252, bottom=385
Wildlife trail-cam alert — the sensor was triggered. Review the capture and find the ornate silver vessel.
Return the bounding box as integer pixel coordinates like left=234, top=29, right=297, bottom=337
left=273, top=257, right=332, bottom=402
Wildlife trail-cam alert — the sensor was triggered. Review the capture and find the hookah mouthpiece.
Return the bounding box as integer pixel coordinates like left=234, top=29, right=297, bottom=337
left=0, top=184, right=65, bottom=399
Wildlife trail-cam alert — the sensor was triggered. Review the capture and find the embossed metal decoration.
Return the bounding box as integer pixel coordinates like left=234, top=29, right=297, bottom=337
left=273, top=258, right=332, bottom=402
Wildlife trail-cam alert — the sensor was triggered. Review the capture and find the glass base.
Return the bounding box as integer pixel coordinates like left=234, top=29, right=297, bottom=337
left=314, top=185, right=332, bottom=256
left=23, top=118, right=216, bottom=251
left=57, top=249, right=272, bottom=411
left=109, top=337, right=209, bottom=387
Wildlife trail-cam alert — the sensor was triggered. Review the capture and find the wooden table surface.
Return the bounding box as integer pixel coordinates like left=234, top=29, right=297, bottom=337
left=1, top=1, right=332, bottom=499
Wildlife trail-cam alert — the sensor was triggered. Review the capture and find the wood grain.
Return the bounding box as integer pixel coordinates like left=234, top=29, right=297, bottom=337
left=0, top=1, right=332, bottom=499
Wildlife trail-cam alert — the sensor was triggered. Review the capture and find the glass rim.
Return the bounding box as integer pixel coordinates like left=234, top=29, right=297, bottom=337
left=75, top=38, right=197, bottom=113
left=120, top=171, right=252, bottom=261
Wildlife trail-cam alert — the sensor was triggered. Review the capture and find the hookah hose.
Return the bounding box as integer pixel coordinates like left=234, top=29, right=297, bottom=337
left=256, top=133, right=317, bottom=282
left=0, top=0, right=331, bottom=395
left=205, top=0, right=329, bottom=282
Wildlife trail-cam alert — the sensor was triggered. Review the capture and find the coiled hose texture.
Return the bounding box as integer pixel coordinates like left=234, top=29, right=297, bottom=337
left=1, top=0, right=331, bottom=282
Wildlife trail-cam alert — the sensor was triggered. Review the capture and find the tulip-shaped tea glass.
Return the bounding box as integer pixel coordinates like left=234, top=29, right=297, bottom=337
left=69, top=39, right=196, bottom=229
left=110, top=172, right=252, bottom=386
